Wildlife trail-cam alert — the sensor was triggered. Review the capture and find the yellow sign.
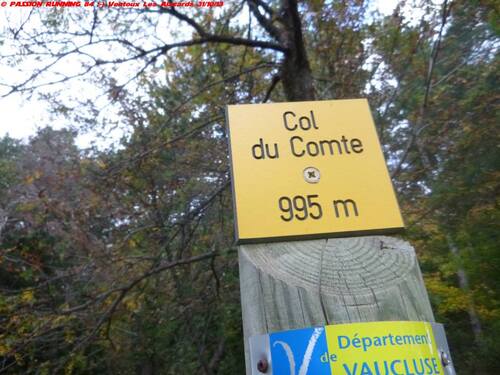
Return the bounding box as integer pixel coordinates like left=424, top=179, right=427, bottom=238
left=325, top=321, right=444, bottom=375
left=226, top=99, right=404, bottom=243
left=263, top=320, right=448, bottom=375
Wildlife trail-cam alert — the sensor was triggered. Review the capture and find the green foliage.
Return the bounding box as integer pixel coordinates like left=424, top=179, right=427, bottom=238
left=372, top=1, right=500, bottom=372
left=0, top=136, right=22, bottom=194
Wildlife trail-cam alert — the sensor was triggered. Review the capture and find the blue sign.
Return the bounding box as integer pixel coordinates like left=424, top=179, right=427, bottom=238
left=270, top=326, right=330, bottom=375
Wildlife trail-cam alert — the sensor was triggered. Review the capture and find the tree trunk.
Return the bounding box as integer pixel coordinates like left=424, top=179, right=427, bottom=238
left=446, top=234, right=483, bottom=341
left=280, top=0, right=316, bottom=101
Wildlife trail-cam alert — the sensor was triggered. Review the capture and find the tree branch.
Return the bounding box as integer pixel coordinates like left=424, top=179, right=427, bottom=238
left=247, top=0, right=282, bottom=41
left=263, top=74, right=281, bottom=102
left=391, top=0, right=451, bottom=179
left=160, top=7, right=208, bottom=37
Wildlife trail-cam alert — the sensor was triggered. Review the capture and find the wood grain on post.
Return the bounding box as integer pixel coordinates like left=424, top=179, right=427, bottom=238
left=239, top=235, right=434, bottom=375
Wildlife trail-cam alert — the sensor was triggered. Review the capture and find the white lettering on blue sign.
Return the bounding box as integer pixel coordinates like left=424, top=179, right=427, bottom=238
left=270, top=327, right=330, bottom=374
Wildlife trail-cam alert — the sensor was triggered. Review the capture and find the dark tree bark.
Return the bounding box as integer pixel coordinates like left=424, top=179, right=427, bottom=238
left=279, top=0, right=316, bottom=101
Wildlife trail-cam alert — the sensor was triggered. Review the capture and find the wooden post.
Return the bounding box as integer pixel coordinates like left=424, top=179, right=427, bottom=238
left=239, top=236, right=435, bottom=375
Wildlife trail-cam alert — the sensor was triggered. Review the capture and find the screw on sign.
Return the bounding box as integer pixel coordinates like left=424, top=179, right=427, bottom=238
left=257, top=358, right=268, bottom=373
left=441, top=352, right=451, bottom=367
left=303, top=166, right=320, bottom=184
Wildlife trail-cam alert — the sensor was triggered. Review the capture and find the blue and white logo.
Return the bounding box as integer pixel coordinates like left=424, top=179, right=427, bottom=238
left=270, top=327, right=330, bottom=375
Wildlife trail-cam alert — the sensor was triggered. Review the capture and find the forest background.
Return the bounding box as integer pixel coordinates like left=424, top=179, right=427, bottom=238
left=0, top=0, right=498, bottom=373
